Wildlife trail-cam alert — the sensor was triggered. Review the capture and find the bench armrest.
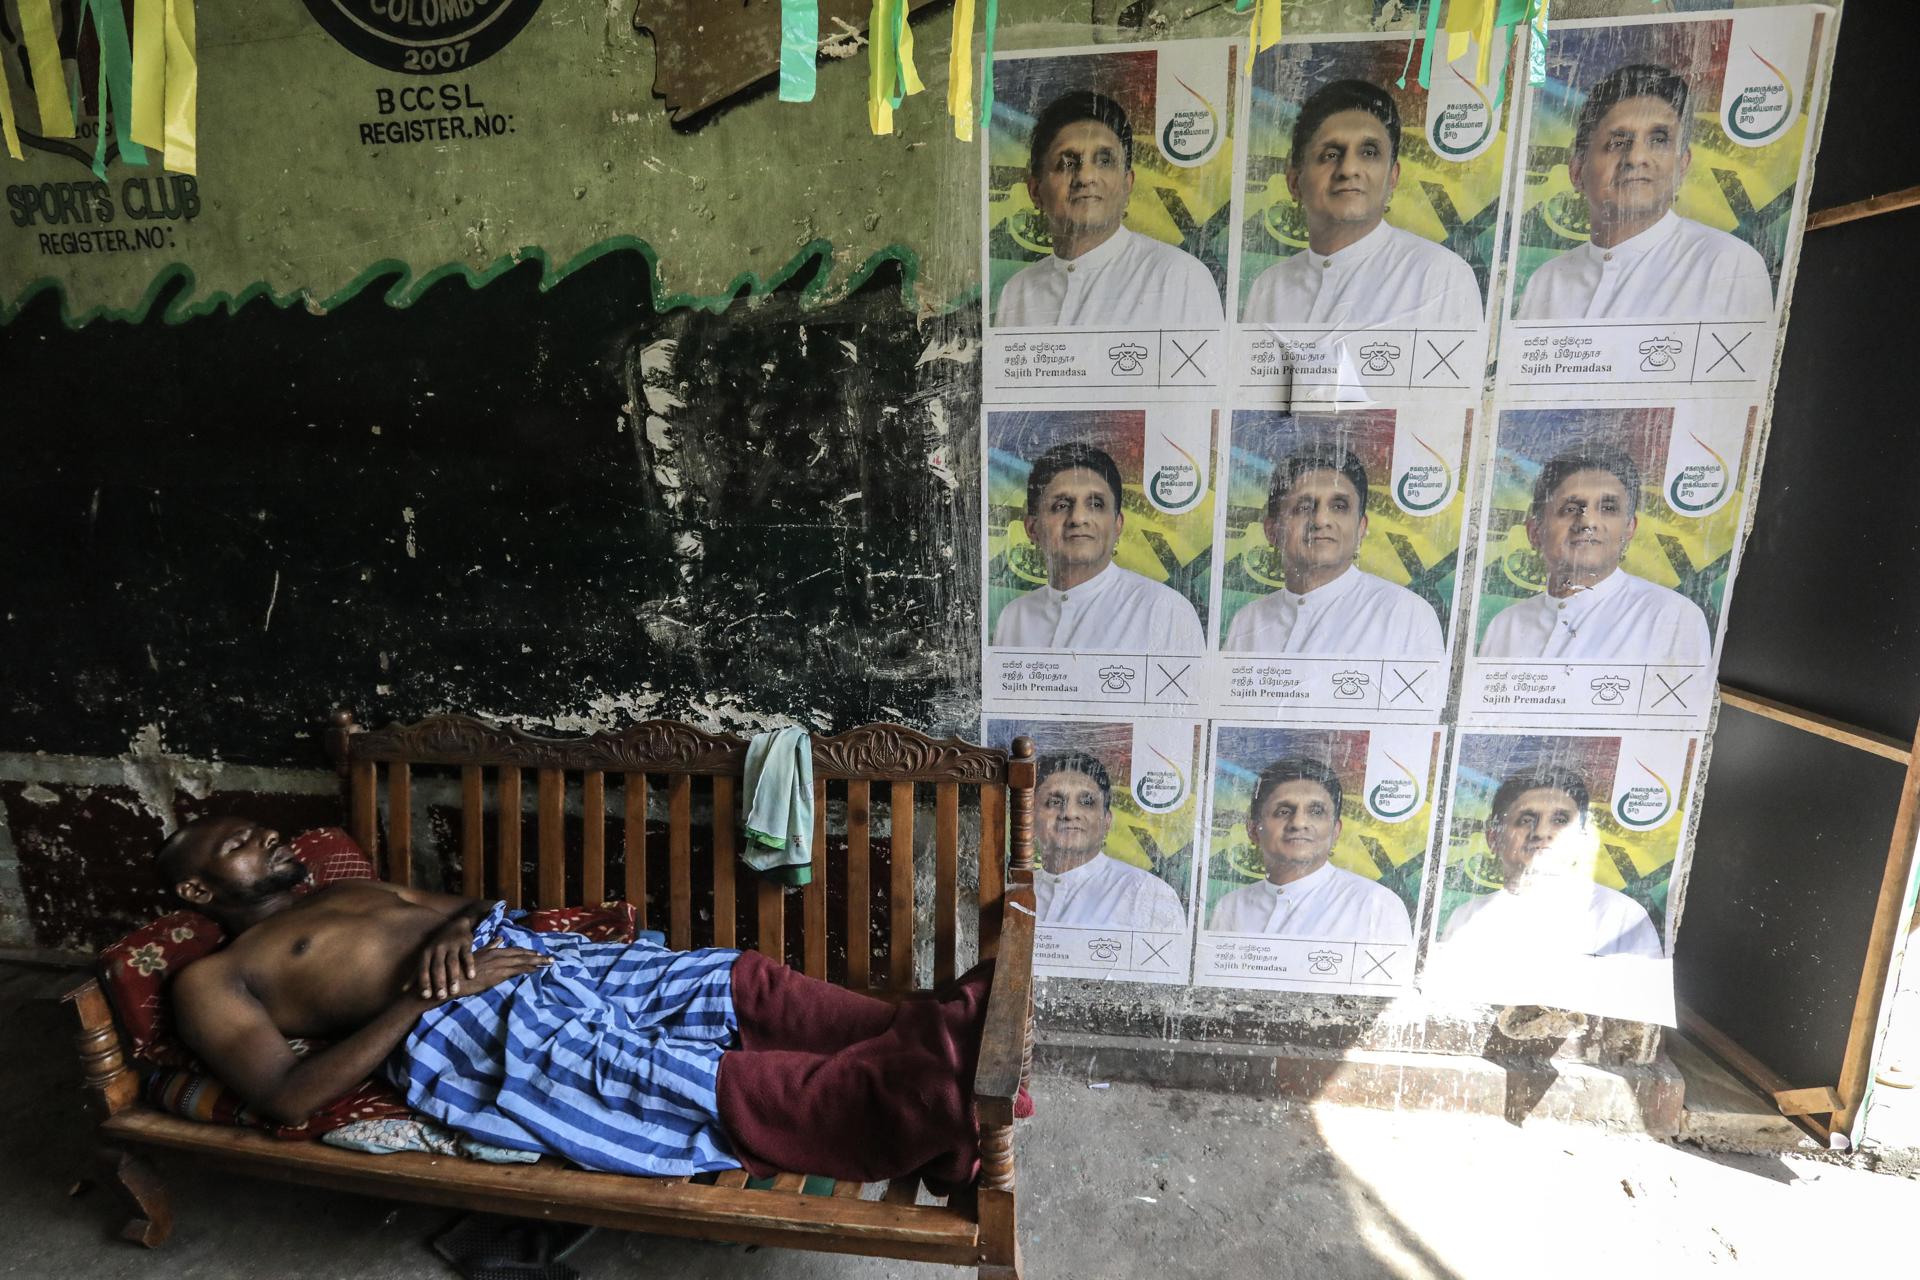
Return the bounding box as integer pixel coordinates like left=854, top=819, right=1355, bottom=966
left=972, top=884, right=1035, bottom=1127
left=63, top=976, right=141, bottom=1118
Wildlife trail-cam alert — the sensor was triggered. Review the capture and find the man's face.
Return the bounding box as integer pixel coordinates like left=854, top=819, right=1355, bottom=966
left=1026, top=119, right=1135, bottom=246
left=1025, top=466, right=1124, bottom=580
left=1264, top=467, right=1368, bottom=582
left=1249, top=778, right=1341, bottom=882
left=1488, top=787, right=1588, bottom=889
left=1527, top=468, right=1637, bottom=580
left=1034, top=769, right=1114, bottom=869
left=1286, top=108, right=1399, bottom=238
left=1570, top=95, right=1691, bottom=228
left=175, top=817, right=307, bottom=907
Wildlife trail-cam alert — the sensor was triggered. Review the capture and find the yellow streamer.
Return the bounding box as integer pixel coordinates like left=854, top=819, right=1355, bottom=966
left=1251, top=0, right=1283, bottom=51
left=1474, top=0, right=1499, bottom=87
left=18, top=0, right=75, bottom=138
left=947, top=0, right=976, bottom=141
left=163, top=0, right=198, bottom=173
left=1445, top=0, right=1490, bottom=71
left=0, top=42, right=23, bottom=160
left=867, top=0, right=895, bottom=135
left=130, top=0, right=166, bottom=148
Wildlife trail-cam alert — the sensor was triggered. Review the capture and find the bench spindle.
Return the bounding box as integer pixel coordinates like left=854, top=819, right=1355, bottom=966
left=669, top=774, right=693, bottom=951
left=846, top=780, right=872, bottom=990
left=804, top=778, right=828, bottom=979
left=979, top=783, right=1005, bottom=962
left=624, top=773, right=648, bottom=927
left=935, top=782, right=959, bottom=986
left=350, top=761, right=379, bottom=864
left=538, top=769, right=565, bottom=907
left=497, top=767, right=523, bottom=909
left=582, top=771, right=606, bottom=905
left=712, top=776, right=736, bottom=947
left=889, top=782, right=915, bottom=993
left=461, top=765, right=485, bottom=898
left=386, top=763, right=413, bottom=888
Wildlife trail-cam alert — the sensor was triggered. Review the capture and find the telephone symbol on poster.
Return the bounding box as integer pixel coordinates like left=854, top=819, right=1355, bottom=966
left=1497, top=7, right=1831, bottom=402
left=1460, top=402, right=1757, bottom=729
left=982, top=405, right=1217, bottom=719
left=1231, top=31, right=1516, bottom=406
left=1195, top=721, right=1444, bottom=996
left=983, top=716, right=1203, bottom=985
left=1426, top=729, right=1697, bottom=1025
left=1209, top=402, right=1472, bottom=722
left=982, top=38, right=1241, bottom=403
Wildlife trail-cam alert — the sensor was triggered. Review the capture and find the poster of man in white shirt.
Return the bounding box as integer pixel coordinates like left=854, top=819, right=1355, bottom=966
left=984, top=716, right=1203, bottom=984
left=984, top=41, right=1237, bottom=395
left=1196, top=723, right=1442, bottom=995
left=1428, top=729, right=1695, bottom=1023
left=984, top=408, right=1215, bottom=717
left=1213, top=407, right=1468, bottom=721
left=1234, top=32, right=1511, bottom=398
left=1500, top=9, right=1830, bottom=397
left=1515, top=63, right=1771, bottom=324
left=1464, top=403, right=1756, bottom=728
left=1242, top=79, right=1481, bottom=331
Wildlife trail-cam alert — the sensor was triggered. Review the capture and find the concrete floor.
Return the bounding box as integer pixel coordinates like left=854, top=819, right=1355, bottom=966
left=6, top=962, right=1916, bottom=1280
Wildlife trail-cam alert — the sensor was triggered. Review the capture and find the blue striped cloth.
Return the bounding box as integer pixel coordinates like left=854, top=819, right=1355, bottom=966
left=385, top=903, right=743, bottom=1176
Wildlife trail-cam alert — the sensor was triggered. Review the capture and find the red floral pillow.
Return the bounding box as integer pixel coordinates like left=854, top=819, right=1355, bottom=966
left=98, top=827, right=377, bottom=1068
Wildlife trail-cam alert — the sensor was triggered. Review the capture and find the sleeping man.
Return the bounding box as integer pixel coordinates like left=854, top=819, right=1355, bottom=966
left=157, top=816, right=1011, bottom=1185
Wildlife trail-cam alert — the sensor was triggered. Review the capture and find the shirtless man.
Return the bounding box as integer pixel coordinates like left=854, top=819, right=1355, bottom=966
left=158, top=816, right=1000, bottom=1181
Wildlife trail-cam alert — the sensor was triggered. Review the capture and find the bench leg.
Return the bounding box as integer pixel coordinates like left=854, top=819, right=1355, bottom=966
left=100, top=1147, right=172, bottom=1247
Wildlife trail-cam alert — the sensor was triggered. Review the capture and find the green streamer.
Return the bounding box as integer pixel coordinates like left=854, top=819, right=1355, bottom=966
left=778, top=0, right=818, bottom=103
left=976, top=0, right=999, bottom=129
left=87, top=0, right=147, bottom=168
left=1417, top=0, right=1444, bottom=89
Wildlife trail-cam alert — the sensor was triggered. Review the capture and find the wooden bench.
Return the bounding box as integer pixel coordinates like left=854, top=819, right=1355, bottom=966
left=64, top=711, right=1038, bottom=1278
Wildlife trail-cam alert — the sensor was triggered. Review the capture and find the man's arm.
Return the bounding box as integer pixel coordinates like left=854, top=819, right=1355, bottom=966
left=353, top=881, right=498, bottom=1000
left=172, top=943, right=549, bottom=1127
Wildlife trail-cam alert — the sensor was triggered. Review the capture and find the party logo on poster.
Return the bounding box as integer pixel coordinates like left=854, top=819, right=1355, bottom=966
left=1661, top=402, right=1746, bottom=517
left=1143, top=414, right=1211, bottom=514
left=1610, top=734, right=1690, bottom=831
left=1391, top=431, right=1459, bottom=515
left=1131, top=723, right=1194, bottom=814
left=1424, top=39, right=1507, bottom=162
left=1720, top=11, right=1813, bottom=148
left=1362, top=728, right=1431, bottom=823
left=1155, top=44, right=1229, bottom=168
left=300, top=0, right=546, bottom=74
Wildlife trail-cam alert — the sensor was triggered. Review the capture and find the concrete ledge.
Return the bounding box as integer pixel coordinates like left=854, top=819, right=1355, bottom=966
left=1034, top=1029, right=1685, bottom=1136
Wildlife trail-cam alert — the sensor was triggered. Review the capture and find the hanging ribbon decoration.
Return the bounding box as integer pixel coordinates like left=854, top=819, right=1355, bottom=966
left=0, top=46, right=23, bottom=161
left=18, top=0, right=76, bottom=138
left=867, top=0, right=897, bottom=134
left=779, top=0, right=819, bottom=102
left=1406, top=0, right=1544, bottom=108
left=975, top=0, right=999, bottom=131
left=1251, top=0, right=1282, bottom=51
left=890, top=0, right=924, bottom=108
left=946, top=0, right=976, bottom=141
left=87, top=0, right=148, bottom=177
left=162, top=0, right=197, bottom=173
left=131, top=0, right=166, bottom=147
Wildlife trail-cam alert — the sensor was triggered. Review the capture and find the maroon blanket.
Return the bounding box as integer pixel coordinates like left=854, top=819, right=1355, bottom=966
left=716, top=952, right=997, bottom=1186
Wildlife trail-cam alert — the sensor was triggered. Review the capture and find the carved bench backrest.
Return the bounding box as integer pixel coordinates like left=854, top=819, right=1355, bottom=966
left=328, top=711, right=1035, bottom=993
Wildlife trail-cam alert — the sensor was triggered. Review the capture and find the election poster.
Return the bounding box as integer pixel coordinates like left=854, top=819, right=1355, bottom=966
left=982, top=404, right=1216, bottom=718
left=1195, top=721, right=1443, bottom=996
left=983, top=715, right=1203, bottom=985
left=1211, top=401, right=1472, bottom=722
left=982, top=38, right=1242, bottom=399
left=1233, top=30, right=1516, bottom=403
left=1426, top=728, right=1698, bottom=1023
left=1498, top=6, right=1832, bottom=401
left=1460, top=402, right=1758, bottom=728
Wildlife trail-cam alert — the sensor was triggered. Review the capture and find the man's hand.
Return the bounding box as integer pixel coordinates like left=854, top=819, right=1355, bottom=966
left=414, top=916, right=482, bottom=1000
left=406, top=937, right=551, bottom=1002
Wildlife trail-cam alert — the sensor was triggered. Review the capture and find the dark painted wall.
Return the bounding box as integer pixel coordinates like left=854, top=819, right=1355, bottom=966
left=1, top=251, right=980, bottom=770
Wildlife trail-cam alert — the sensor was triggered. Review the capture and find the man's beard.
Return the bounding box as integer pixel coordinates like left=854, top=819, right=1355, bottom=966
left=229, top=858, right=311, bottom=906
